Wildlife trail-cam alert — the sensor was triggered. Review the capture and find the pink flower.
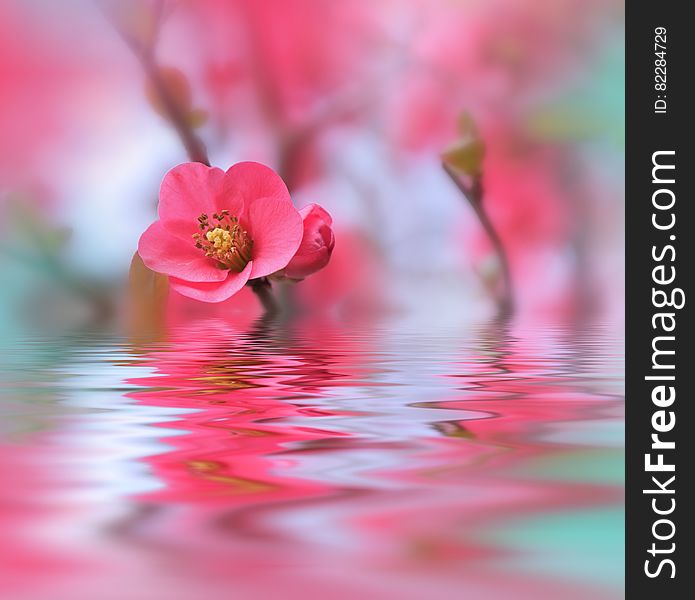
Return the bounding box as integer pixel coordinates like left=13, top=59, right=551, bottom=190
left=138, top=161, right=303, bottom=302
left=283, top=204, right=335, bottom=280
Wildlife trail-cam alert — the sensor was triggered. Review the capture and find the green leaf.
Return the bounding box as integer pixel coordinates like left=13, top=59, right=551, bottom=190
left=187, top=108, right=209, bottom=128
left=441, top=139, right=485, bottom=177
left=457, top=111, right=479, bottom=137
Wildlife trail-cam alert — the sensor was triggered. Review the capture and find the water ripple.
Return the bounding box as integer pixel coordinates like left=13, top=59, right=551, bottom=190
left=0, top=320, right=623, bottom=599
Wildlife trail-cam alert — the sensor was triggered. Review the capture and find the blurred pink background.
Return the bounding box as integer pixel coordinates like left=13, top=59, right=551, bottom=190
left=0, top=0, right=624, bottom=333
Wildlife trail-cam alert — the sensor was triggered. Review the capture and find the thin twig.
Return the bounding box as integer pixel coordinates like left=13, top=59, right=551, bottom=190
left=140, top=59, right=211, bottom=165
left=248, top=278, right=279, bottom=316
left=443, top=163, right=514, bottom=314
left=102, top=4, right=210, bottom=165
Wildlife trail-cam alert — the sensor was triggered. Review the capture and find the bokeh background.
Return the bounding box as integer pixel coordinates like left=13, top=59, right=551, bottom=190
left=1, top=0, right=624, bottom=334
left=1, top=2, right=625, bottom=599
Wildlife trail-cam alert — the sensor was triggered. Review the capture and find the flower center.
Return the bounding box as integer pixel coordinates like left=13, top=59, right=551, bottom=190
left=193, top=210, right=253, bottom=272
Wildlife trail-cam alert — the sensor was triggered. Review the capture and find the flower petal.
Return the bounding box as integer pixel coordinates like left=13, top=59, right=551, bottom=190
left=247, top=196, right=303, bottom=278
left=169, top=262, right=253, bottom=303
left=225, top=161, right=293, bottom=209
left=138, top=221, right=228, bottom=282
left=218, top=162, right=302, bottom=278
left=159, top=162, right=244, bottom=240
left=299, top=203, right=333, bottom=225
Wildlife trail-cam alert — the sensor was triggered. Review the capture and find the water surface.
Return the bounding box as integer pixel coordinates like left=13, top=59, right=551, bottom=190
left=0, top=319, right=624, bottom=599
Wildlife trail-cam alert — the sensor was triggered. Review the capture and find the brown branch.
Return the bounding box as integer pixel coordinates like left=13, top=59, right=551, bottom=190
left=443, top=163, right=514, bottom=314
left=248, top=278, right=279, bottom=316
left=100, top=2, right=210, bottom=166
left=139, top=59, right=211, bottom=165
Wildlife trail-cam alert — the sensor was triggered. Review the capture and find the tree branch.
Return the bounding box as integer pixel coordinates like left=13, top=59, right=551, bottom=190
left=248, top=278, right=279, bottom=316
left=101, top=3, right=210, bottom=166
left=443, top=163, right=514, bottom=314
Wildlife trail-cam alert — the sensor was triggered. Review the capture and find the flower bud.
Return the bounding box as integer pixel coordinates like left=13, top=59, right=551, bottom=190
left=284, top=204, right=335, bottom=279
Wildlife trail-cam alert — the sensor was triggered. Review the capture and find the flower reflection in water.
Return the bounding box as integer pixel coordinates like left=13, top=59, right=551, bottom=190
left=0, top=318, right=623, bottom=600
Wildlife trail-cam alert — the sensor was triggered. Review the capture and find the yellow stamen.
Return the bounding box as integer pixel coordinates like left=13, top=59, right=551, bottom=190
left=193, top=212, right=253, bottom=272
left=206, top=228, right=233, bottom=251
